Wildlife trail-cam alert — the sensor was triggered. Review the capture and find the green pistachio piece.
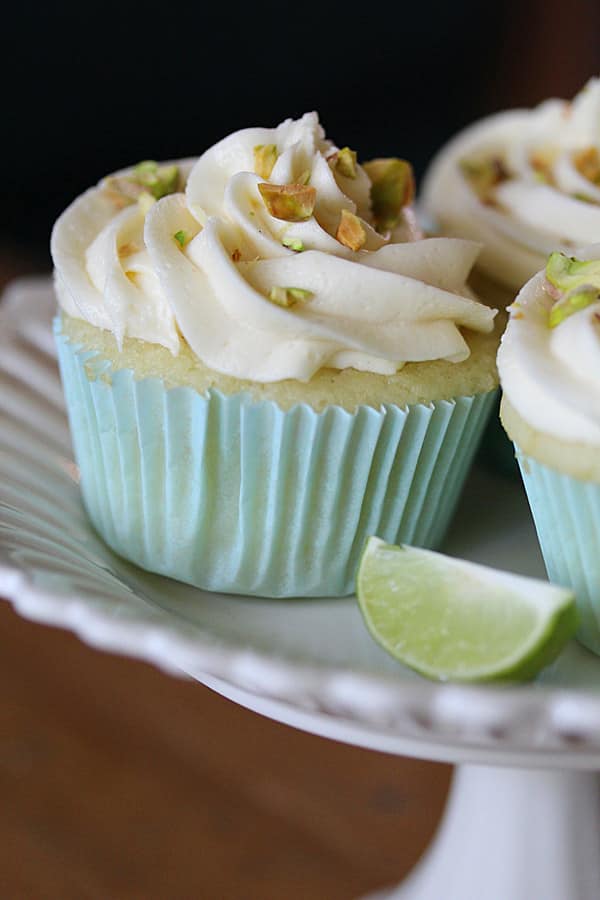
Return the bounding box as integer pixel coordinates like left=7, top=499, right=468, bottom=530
left=131, top=160, right=180, bottom=199
left=363, top=158, right=415, bottom=232
left=258, top=183, right=316, bottom=221
left=155, top=164, right=179, bottom=198
left=174, top=230, right=188, bottom=247
left=335, top=147, right=358, bottom=179
left=254, top=144, right=278, bottom=180
left=134, top=160, right=159, bottom=179
left=549, top=286, right=600, bottom=328
left=336, top=209, right=366, bottom=251
left=269, top=286, right=313, bottom=308
left=458, top=155, right=509, bottom=202
left=545, top=251, right=600, bottom=293
left=104, top=162, right=180, bottom=206
left=282, top=236, right=304, bottom=252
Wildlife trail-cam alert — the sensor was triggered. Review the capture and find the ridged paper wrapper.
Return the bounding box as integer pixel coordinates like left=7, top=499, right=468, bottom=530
left=55, top=321, right=496, bottom=598
left=516, top=447, right=600, bottom=655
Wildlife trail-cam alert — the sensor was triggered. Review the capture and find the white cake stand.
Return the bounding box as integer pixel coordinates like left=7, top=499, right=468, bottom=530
left=3, top=281, right=600, bottom=900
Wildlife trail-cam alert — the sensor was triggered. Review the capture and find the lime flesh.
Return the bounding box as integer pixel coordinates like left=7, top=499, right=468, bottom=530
left=356, top=537, right=578, bottom=683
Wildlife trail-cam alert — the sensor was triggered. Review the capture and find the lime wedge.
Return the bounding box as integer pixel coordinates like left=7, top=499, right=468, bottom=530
left=356, top=537, right=578, bottom=682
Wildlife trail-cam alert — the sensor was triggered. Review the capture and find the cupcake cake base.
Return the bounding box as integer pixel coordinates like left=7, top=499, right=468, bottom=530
left=502, top=397, right=600, bottom=655
left=56, top=315, right=498, bottom=598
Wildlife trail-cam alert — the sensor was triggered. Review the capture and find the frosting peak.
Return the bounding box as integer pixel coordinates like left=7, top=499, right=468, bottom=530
left=498, top=244, right=600, bottom=446
left=52, top=113, right=495, bottom=383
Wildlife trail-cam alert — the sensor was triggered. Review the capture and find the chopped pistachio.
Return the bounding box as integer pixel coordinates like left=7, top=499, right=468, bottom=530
left=335, top=147, right=358, bottom=179
left=133, top=161, right=180, bottom=199
left=573, top=147, right=600, bottom=184
left=458, top=155, right=509, bottom=203
left=545, top=251, right=600, bottom=326
left=253, top=144, right=278, bottom=180
left=363, top=158, right=415, bottom=231
left=269, top=286, right=313, bottom=308
left=174, top=230, right=188, bottom=247
left=103, top=161, right=180, bottom=207
left=155, top=164, right=180, bottom=197
left=282, top=236, right=304, bottom=252
left=258, top=182, right=316, bottom=221
left=134, top=160, right=158, bottom=179
left=545, top=251, right=600, bottom=293
left=549, top=286, right=600, bottom=328
left=336, top=208, right=367, bottom=251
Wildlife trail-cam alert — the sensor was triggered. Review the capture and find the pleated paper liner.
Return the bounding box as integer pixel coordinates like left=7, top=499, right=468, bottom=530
left=516, top=447, right=600, bottom=655
left=56, top=321, right=496, bottom=598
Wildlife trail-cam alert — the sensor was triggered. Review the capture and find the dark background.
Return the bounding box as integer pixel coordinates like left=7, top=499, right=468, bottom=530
left=4, top=0, right=600, bottom=265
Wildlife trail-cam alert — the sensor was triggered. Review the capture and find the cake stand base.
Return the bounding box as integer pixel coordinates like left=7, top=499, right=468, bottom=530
left=365, top=764, right=600, bottom=900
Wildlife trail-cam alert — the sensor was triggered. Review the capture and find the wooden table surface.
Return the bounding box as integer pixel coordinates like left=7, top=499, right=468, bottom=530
left=1, top=254, right=451, bottom=900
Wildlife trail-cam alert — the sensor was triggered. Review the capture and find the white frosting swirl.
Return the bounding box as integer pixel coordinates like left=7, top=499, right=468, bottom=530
left=52, top=112, right=495, bottom=383
left=497, top=244, right=600, bottom=446
left=422, top=79, right=600, bottom=292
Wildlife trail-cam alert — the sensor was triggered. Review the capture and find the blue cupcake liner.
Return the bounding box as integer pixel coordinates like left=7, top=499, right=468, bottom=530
left=515, top=446, right=600, bottom=654
left=55, top=319, right=496, bottom=598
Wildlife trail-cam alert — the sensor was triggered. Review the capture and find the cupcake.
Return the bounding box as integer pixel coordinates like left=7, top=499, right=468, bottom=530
left=422, top=78, right=600, bottom=307
left=51, top=112, right=499, bottom=598
left=498, top=246, right=600, bottom=654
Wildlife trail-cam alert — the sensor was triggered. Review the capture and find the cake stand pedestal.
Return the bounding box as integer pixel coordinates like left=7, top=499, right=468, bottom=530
left=4, top=281, right=600, bottom=900
left=368, top=765, right=600, bottom=900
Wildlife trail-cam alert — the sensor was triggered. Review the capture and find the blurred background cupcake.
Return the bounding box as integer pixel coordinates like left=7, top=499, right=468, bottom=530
left=421, top=79, right=600, bottom=308
left=53, top=114, right=500, bottom=597
left=420, top=78, right=600, bottom=473
left=498, top=245, right=600, bottom=654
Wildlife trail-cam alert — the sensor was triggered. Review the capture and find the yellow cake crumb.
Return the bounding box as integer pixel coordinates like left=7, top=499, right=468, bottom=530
left=59, top=311, right=502, bottom=414
left=501, top=396, right=600, bottom=483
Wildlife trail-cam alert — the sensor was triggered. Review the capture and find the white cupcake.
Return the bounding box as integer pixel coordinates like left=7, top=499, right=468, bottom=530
left=422, top=78, right=600, bottom=302
left=52, top=113, right=499, bottom=598
left=498, top=244, right=600, bottom=653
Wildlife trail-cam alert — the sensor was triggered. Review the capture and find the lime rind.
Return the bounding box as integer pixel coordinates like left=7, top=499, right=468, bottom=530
left=356, top=537, right=578, bottom=683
